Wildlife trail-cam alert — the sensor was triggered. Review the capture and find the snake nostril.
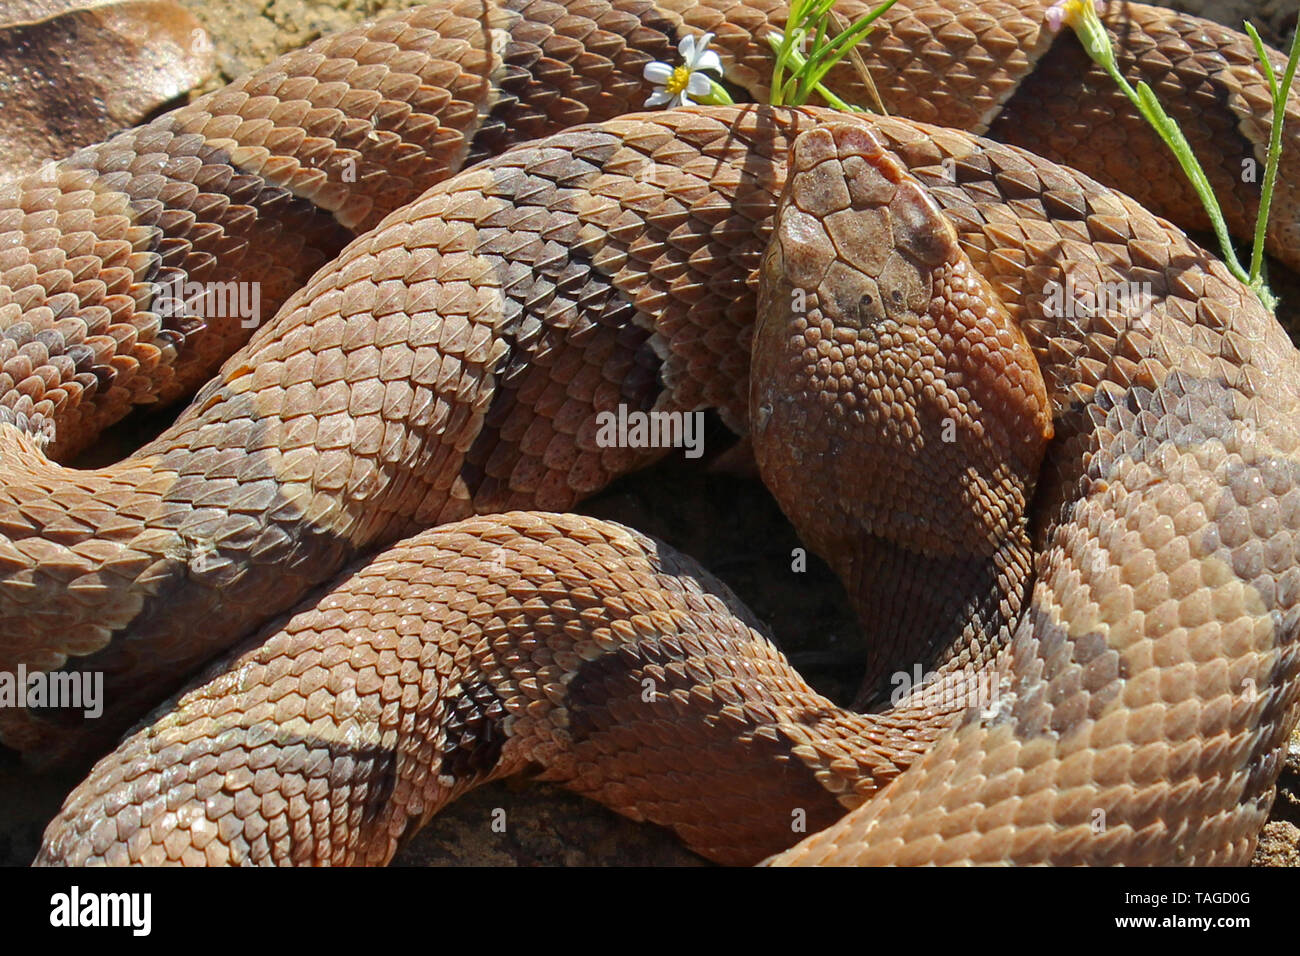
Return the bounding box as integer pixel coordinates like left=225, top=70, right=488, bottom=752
left=857, top=292, right=886, bottom=327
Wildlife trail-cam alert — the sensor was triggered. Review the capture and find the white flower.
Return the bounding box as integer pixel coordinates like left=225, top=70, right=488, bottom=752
left=643, top=33, right=724, bottom=108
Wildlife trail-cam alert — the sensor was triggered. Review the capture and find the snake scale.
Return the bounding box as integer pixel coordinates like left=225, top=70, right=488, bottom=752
left=0, top=0, right=1298, bottom=865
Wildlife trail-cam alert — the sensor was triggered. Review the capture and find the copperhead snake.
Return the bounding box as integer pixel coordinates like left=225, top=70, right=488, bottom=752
left=0, top=0, right=1298, bottom=865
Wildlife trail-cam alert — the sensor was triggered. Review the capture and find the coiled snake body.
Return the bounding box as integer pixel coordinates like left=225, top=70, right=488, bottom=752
left=2, top=0, right=1299, bottom=865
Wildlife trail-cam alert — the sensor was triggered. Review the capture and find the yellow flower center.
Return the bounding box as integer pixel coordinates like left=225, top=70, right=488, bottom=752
left=1062, top=0, right=1087, bottom=24
left=664, top=65, right=692, bottom=95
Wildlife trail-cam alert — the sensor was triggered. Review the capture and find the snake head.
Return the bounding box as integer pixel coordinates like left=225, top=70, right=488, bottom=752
left=751, top=121, right=1054, bottom=577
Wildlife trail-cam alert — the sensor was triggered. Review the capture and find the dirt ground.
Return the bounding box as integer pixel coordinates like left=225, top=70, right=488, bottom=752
left=0, top=0, right=1297, bottom=867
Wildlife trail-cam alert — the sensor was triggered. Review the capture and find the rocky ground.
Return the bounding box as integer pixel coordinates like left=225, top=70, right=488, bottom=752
left=0, top=0, right=1296, bottom=867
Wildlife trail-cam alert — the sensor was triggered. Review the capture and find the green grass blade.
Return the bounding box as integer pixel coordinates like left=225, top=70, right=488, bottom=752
left=1245, top=21, right=1279, bottom=99
left=1247, top=20, right=1300, bottom=290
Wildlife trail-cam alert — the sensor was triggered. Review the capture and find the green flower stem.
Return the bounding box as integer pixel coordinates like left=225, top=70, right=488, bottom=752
left=1126, top=76, right=1246, bottom=284
left=1073, top=4, right=1242, bottom=276
left=1067, top=0, right=1297, bottom=311
left=1245, top=21, right=1300, bottom=297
